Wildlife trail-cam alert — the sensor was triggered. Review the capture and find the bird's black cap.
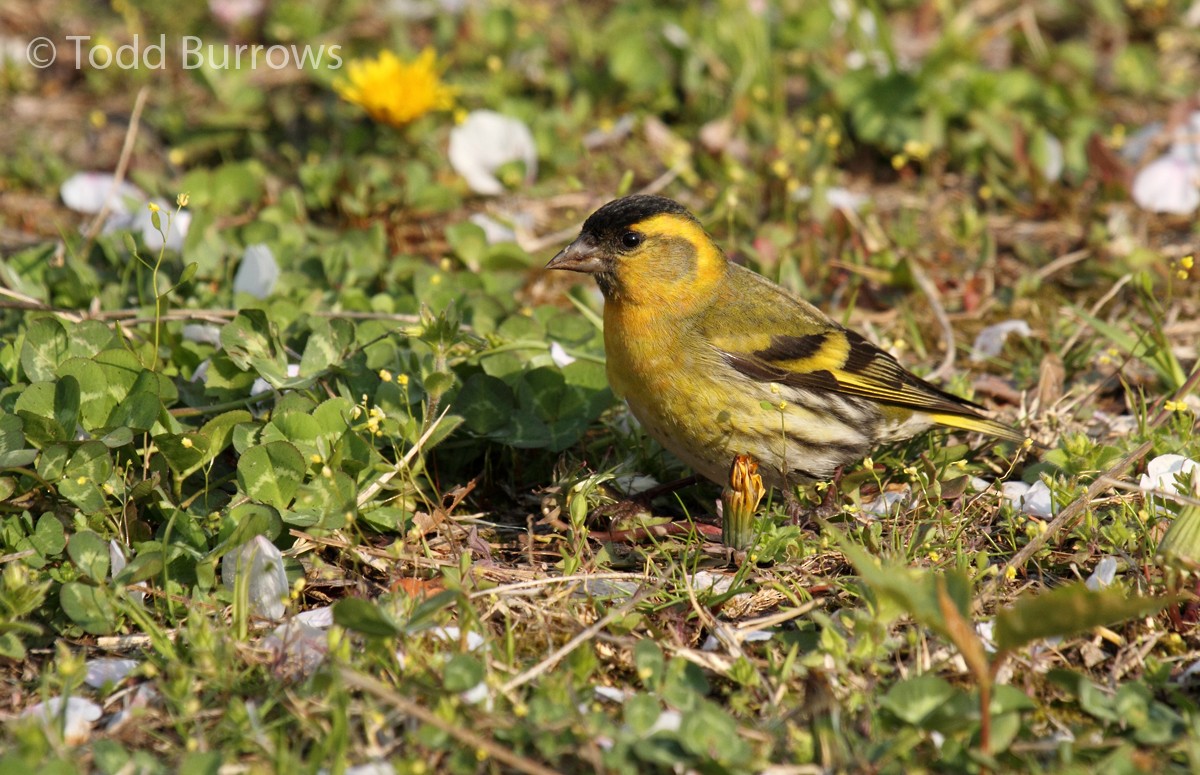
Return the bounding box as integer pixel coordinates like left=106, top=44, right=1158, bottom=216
left=580, top=195, right=695, bottom=242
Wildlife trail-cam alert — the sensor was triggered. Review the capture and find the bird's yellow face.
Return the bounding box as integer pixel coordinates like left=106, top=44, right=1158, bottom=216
left=547, top=195, right=728, bottom=314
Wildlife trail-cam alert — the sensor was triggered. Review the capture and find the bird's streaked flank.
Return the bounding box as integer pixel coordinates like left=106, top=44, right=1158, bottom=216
left=547, top=194, right=1022, bottom=495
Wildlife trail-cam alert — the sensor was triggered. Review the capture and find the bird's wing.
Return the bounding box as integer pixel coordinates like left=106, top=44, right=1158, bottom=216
left=704, top=274, right=1024, bottom=442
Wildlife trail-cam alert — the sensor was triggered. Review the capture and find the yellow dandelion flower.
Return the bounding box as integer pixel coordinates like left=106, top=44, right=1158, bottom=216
left=335, top=49, right=457, bottom=128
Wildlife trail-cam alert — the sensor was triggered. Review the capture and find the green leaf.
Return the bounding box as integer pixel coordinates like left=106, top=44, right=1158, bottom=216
left=56, top=358, right=113, bottom=430
left=28, top=513, right=66, bottom=558
left=994, top=584, right=1174, bottom=652
left=0, top=412, right=37, bottom=468
left=59, top=442, right=113, bottom=512
left=332, top=597, right=401, bottom=637
left=60, top=582, right=120, bottom=634
left=107, top=390, right=163, bottom=432
left=456, top=374, right=514, bottom=435
left=14, top=382, right=68, bottom=445
left=221, top=310, right=288, bottom=386
left=208, top=503, right=283, bottom=561
left=624, top=693, right=663, bottom=734
left=299, top=318, right=355, bottom=376
left=840, top=539, right=974, bottom=641
left=53, top=376, right=81, bottom=438
left=68, top=531, right=110, bottom=583
left=880, top=674, right=959, bottom=726
left=442, top=654, right=485, bottom=693
left=20, top=318, right=69, bottom=382
left=156, top=433, right=209, bottom=477
left=237, top=441, right=305, bottom=509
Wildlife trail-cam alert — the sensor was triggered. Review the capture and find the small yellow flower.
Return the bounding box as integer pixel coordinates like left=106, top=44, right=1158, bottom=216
left=397, top=373, right=410, bottom=387
left=147, top=202, right=161, bottom=213
left=310, top=453, right=323, bottom=464
left=1004, top=565, right=1017, bottom=581
left=177, top=192, right=190, bottom=208
left=379, top=369, right=394, bottom=383
left=181, top=437, right=193, bottom=448
left=1181, top=255, right=1194, bottom=270
left=335, top=49, right=457, bottom=128
left=1165, top=399, right=1190, bottom=413
left=891, top=154, right=908, bottom=170
left=979, top=185, right=993, bottom=201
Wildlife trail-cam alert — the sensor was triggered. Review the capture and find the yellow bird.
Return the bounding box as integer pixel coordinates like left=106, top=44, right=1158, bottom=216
left=547, top=195, right=1022, bottom=494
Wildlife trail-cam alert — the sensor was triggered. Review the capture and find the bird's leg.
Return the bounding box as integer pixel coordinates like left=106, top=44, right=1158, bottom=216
left=784, top=490, right=809, bottom=527
left=813, top=466, right=846, bottom=519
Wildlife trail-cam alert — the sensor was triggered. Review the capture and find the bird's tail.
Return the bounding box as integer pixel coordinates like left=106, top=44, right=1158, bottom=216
left=927, top=412, right=1028, bottom=444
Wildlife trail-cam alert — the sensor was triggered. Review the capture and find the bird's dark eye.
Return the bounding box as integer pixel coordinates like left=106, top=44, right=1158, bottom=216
left=620, top=231, right=642, bottom=249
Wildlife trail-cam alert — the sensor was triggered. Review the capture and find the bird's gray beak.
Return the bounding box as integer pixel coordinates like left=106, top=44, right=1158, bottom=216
left=546, top=235, right=608, bottom=274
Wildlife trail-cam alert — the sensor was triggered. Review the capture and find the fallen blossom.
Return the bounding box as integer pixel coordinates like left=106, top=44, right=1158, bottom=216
left=970, top=320, right=1032, bottom=361
left=1085, top=557, right=1118, bottom=590
left=1139, top=454, right=1200, bottom=495
left=233, top=243, right=279, bottom=299
left=549, top=341, right=576, bottom=367
left=20, top=697, right=103, bottom=745
left=448, top=110, right=537, bottom=195
left=84, top=658, right=140, bottom=688
left=222, top=535, right=288, bottom=621
left=1001, top=480, right=1054, bottom=518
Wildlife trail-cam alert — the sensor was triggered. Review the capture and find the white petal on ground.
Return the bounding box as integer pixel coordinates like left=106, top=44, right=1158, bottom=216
left=1139, top=454, right=1200, bottom=494
left=594, top=686, right=630, bottom=703
left=84, top=658, right=140, bottom=688
left=1002, top=480, right=1054, bottom=518
left=21, top=697, right=103, bottom=745
left=647, top=709, right=682, bottom=735
left=222, top=535, right=288, bottom=621
left=387, top=0, right=469, bottom=20
left=1131, top=155, right=1200, bottom=215
left=460, top=681, right=490, bottom=705
left=209, top=0, right=265, bottom=27
left=970, top=320, right=1033, bottom=361
left=262, top=620, right=328, bottom=676
left=860, top=488, right=911, bottom=518
left=319, top=761, right=397, bottom=775
left=60, top=172, right=145, bottom=215
left=976, top=620, right=997, bottom=654
left=549, top=341, right=576, bottom=367
left=182, top=324, right=223, bottom=346
left=468, top=213, right=516, bottom=244
left=294, top=605, right=335, bottom=628
left=109, top=540, right=144, bottom=604
left=790, top=185, right=868, bottom=214
left=1036, top=133, right=1065, bottom=181
left=233, top=243, right=279, bottom=299
left=688, top=571, right=734, bottom=595
left=448, top=111, right=537, bottom=196
left=344, top=763, right=398, bottom=775
left=1086, top=557, right=1118, bottom=591
left=429, top=626, right=485, bottom=651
